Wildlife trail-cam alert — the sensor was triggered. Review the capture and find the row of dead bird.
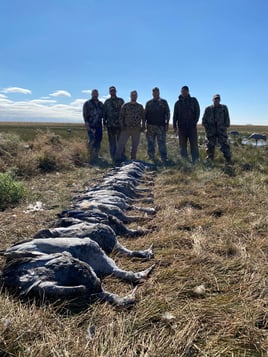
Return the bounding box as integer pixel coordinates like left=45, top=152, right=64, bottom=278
left=0, top=161, right=156, bottom=307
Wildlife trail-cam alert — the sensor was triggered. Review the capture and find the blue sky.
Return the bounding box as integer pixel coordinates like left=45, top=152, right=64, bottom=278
left=0, top=0, right=267, bottom=125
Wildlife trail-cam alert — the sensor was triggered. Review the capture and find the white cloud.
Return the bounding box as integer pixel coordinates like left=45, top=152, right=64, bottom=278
left=70, top=98, right=86, bottom=107
left=0, top=97, right=83, bottom=122
left=0, top=89, right=108, bottom=122
left=0, top=97, right=13, bottom=104
left=2, top=87, right=32, bottom=95
left=99, top=95, right=109, bottom=103
left=49, top=90, right=71, bottom=97
left=81, top=89, right=92, bottom=95
left=81, top=90, right=109, bottom=103
left=30, top=99, right=57, bottom=105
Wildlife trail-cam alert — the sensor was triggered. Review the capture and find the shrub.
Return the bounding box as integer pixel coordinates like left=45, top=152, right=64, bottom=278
left=33, top=131, right=75, bottom=172
left=0, top=133, right=23, bottom=158
left=69, top=141, right=88, bottom=166
left=37, top=151, right=57, bottom=172
left=0, top=173, right=27, bottom=210
left=31, top=130, right=63, bottom=151
left=14, top=150, right=39, bottom=178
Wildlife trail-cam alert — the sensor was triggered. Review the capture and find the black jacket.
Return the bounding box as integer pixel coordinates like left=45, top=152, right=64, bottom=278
left=145, top=98, right=170, bottom=126
left=173, top=95, right=200, bottom=130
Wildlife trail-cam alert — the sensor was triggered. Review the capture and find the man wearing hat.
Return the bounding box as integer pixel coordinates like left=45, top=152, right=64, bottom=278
left=103, top=86, right=124, bottom=163
left=202, top=94, right=232, bottom=164
left=144, top=87, right=170, bottom=164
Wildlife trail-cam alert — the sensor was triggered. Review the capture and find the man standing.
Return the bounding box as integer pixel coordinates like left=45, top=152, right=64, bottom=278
left=173, top=86, right=200, bottom=163
left=145, top=87, right=170, bottom=164
left=83, top=89, right=104, bottom=164
left=115, top=90, right=145, bottom=163
left=202, top=94, right=232, bottom=164
left=103, top=86, right=124, bottom=162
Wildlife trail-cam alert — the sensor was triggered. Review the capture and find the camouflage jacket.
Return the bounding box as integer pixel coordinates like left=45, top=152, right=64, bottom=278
left=202, top=104, right=230, bottom=136
left=83, top=99, right=104, bottom=128
left=145, top=98, right=170, bottom=126
left=103, top=97, right=124, bottom=128
left=120, top=102, right=145, bottom=129
left=173, top=95, right=200, bottom=130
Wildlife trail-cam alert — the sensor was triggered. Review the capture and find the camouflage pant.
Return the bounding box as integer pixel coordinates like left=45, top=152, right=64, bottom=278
left=206, top=134, right=231, bottom=161
left=87, top=127, right=102, bottom=162
left=146, top=124, right=167, bottom=161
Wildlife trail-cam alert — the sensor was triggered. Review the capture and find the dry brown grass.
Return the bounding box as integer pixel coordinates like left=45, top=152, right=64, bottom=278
left=0, top=125, right=267, bottom=356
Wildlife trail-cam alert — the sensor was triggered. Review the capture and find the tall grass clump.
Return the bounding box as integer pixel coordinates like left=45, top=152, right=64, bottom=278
left=68, top=141, right=89, bottom=166
left=32, top=130, right=87, bottom=172
left=0, top=133, right=23, bottom=158
left=0, top=133, right=25, bottom=172
left=0, top=130, right=91, bottom=177
left=0, top=173, right=26, bottom=210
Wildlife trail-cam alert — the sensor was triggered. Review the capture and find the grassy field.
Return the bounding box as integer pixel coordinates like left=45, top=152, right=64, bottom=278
left=0, top=123, right=267, bottom=356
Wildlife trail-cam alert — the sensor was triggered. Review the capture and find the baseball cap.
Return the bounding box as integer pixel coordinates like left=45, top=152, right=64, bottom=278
left=152, top=87, right=159, bottom=92
left=213, top=94, right=221, bottom=99
left=109, top=86, right=116, bottom=91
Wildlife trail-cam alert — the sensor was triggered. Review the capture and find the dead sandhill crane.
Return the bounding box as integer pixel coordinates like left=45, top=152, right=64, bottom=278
left=248, top=133, right=267, bottom=145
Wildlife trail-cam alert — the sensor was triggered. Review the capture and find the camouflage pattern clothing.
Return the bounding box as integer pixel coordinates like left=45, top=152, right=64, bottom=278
left=115, top=102, right=145, bottom=161
left=103, top=97, right=124, bottom=128
left=103, top=96, right=124, bottom=161
left=83, top=99, right=104, bottom=163
left=146, top=124, right=168, bottom=162
left=145, top=98, right=170, bottom=162
left=173, top=95, right=200, bottom=162
left=119, top=102, right=145, bottom=129
left=202, top=103, right=231, bottom=162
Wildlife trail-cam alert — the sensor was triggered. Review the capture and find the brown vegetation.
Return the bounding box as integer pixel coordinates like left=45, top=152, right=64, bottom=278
left=0, top=123, right=267, bottom=356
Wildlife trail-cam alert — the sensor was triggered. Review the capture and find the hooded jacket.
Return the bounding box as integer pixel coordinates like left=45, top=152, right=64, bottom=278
left=173, top=95, right=200, bottom=131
